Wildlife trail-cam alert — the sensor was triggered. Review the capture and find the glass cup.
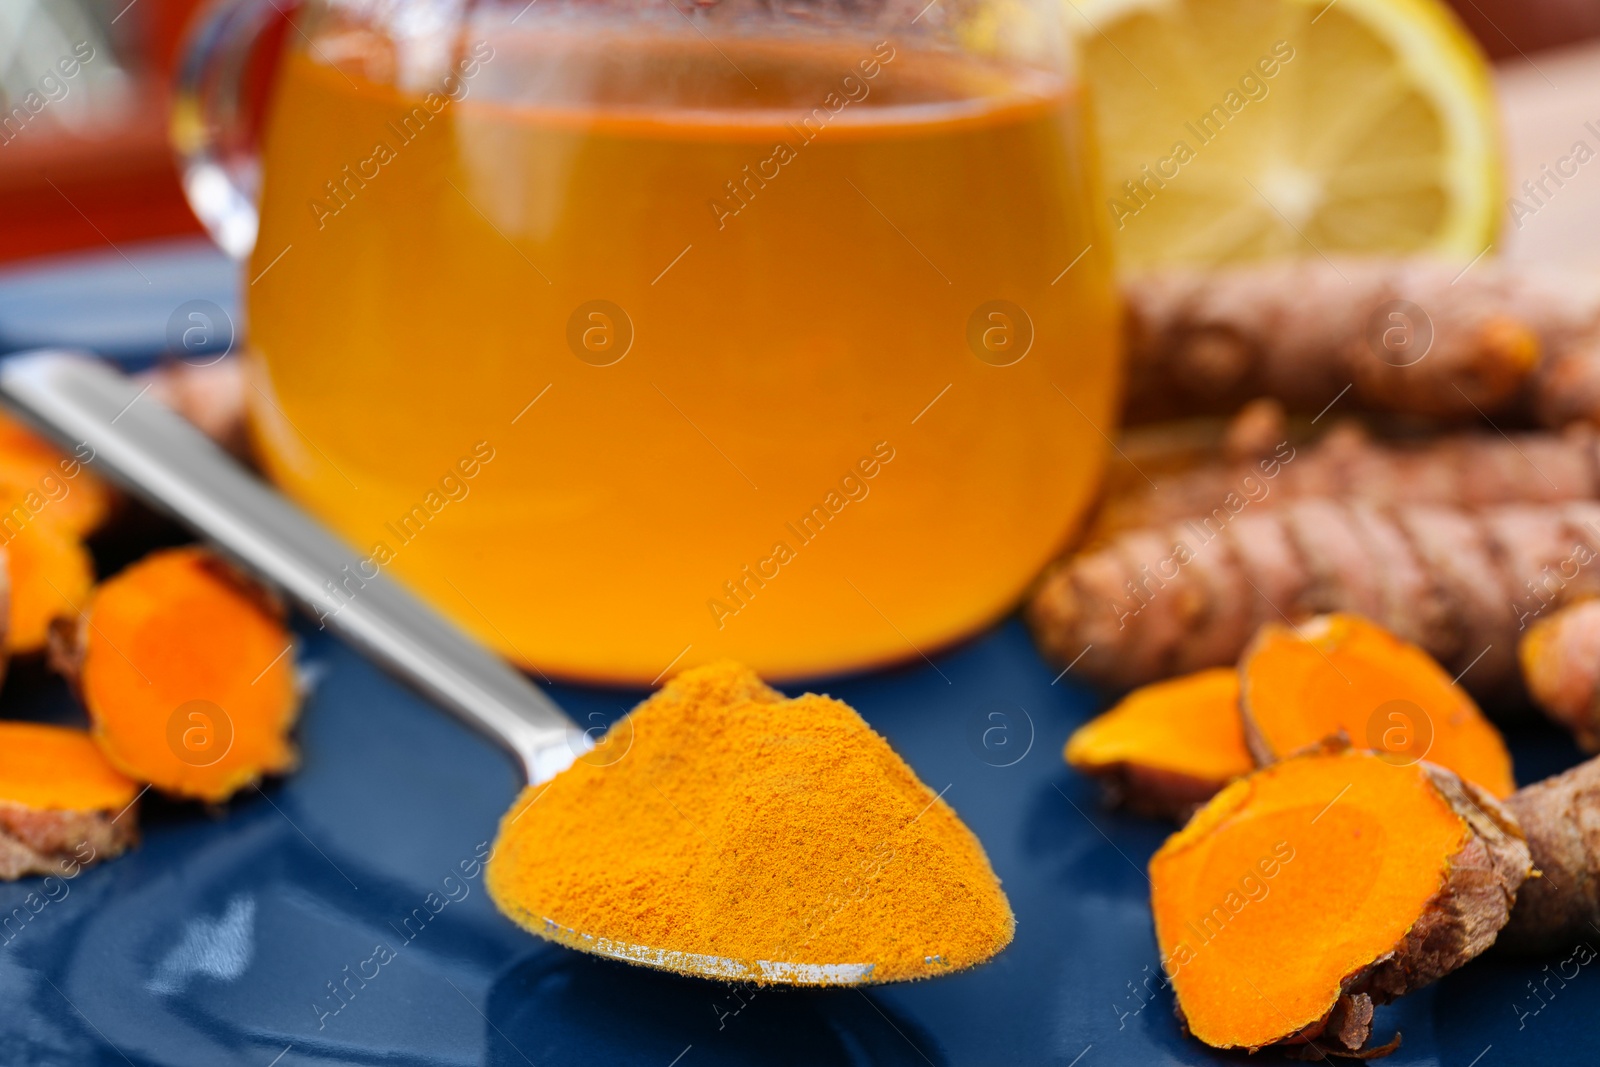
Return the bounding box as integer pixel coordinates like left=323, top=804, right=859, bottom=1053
left=175, top=0, right=1121, bottom=684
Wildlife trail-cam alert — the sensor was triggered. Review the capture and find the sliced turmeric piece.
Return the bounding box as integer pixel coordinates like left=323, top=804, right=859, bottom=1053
left=6, top=524, right=93, bottom=655
left=55, top=547, right=299, bottom=802
left=0, top=722, right=139, bottom=879
left=0, top=412, right=110, bottom=538
left=1520, top=599, right=1600, bottom=752
left=1150, top=750, right=1529, bottom=1054
left=1240, top=613, right=1515, bottom=798
left=1065, top=668, right=1253, bottom=819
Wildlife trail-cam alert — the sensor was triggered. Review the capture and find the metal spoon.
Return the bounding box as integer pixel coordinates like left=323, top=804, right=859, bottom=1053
left=0, top=350, right=873, bottom=985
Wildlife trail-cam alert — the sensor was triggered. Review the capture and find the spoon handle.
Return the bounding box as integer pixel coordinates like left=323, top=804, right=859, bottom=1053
left=0, top=351, right=581, bottom=784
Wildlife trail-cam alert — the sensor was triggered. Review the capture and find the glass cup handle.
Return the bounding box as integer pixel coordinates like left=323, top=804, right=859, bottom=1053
left=171, top=0, right=288, bottom=261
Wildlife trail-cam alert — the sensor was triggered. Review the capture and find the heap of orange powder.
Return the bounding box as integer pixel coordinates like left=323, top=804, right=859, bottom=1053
left=486, top=661, right=1015, bottom=984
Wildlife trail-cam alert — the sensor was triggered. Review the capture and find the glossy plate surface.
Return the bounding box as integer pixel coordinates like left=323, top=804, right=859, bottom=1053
left=0, top=242, right=1592, bottom=1066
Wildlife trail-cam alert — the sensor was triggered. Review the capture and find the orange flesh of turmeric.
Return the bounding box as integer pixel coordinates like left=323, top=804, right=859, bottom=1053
left=8, top=524, right=93, bottom=654
left=1066, top=668, right=1253, bottom=784
left=486, top=661, right=1015, bottom=984
left=0, top=412, right=110, bottom=537
left=1241, top=614, right=1515, bottom=797
left=1150, top=752, right=1471, bottom=1050
left=79, top=547, right=299, bottom=802
left=0, top=722, right=138, bottom=812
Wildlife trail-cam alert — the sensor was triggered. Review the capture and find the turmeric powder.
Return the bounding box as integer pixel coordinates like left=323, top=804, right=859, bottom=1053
left=0, top=722, right=139, bottom=879
left=486, top=661, right=1014, bottom=985
left=1241, top=614, right=1515, bottom=798
left=1065, top=668, right=1252, bottom=819
left=1151, top=749, right=1530, bottom=1055
left=53, top=547, right=300, bottom=802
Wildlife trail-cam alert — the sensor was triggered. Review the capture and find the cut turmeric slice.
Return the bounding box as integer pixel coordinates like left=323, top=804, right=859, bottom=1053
left=1519, top=599, right=1600, bottom=752
left=1065, top=668, right=1253, bottom=819
left=0, top=412, right=110, bottom=538
left=6, top=524, right=93, bottom=655
left=55, top=547, right=299, bottom=802
left=0, top=722, right=139, bottom=879
left=1150, top=750, right=1529, bottom=1054
left=1240, top=613, right=1515, bottom=798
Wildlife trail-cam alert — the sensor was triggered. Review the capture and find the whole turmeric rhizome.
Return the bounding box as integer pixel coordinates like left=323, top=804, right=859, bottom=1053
left=487, top=661, right=1015, bottom=985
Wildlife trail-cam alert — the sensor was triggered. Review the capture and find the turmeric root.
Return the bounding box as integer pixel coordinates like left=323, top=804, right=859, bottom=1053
left=0, top=723, right=139, bottom=879
left=138, top=359, right=249, bottom=457
left=1502, top=756, right=1600, bottom=954
left=0, top=412, right=110, bottom=537
left=1241, top=614, right=1515, bottom=798
left=1065, top=668, right=1252, bottom=819
left=1150, top=749, right=1530, bottom=1055
left=52, top=547, right=300, bottom=802
left=1519, top=599, right=1600, bottom=751
left=1029, top=498, right=1600, bottom=697
left=7, top=524, right=93, bottom=655
left=1122, top=257, right=1600, bottom=428
left=1094, top=420, right=1600, bottom=541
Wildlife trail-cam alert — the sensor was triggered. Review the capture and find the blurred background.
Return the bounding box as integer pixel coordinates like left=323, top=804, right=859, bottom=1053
left=0, top=0, right=1595, bottom=268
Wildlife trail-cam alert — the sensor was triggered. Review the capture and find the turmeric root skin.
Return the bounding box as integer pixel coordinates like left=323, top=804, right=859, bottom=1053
left=138, top=359, right=249, bottom=458
left=1095, top=421, right=1600, bottom=542
left=0, top=802, right=136, bottom=880
left=1123, top=257, right=1600, bottom=428
left=1502, top=757, right=1600, bottom=954
left=1030, top=499, right=1600, bottom=696
left=0, top=723, right=140, bottom=879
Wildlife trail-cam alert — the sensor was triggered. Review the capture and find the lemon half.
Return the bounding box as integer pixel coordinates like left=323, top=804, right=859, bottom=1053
left=1070, top=0, right=1500, bottom=270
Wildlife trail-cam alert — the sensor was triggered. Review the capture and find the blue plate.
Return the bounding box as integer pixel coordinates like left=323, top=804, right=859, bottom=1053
left=0, top=243, right=1592, bottom=1066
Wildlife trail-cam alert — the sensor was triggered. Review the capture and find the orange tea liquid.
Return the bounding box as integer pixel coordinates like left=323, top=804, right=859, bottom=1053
left=248, top=34, right=1119, bottom=682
